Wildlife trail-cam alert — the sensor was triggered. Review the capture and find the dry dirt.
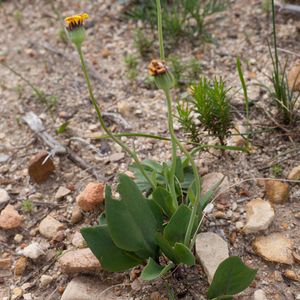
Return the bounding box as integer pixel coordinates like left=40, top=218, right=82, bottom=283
left=0, top=0, right=299, bottom=299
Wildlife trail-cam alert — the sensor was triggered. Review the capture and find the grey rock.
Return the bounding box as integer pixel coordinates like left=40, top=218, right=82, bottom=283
left=55, top=187, right=71, bottom=200
left=0, top=189, right=10, bottom=207
left=195, top=232, right=229, bottom=283
left=61, top=276, right=128, bottom=300
left=243, top=198, right=275, bottom=234
left=253, top=289, right=268, bottom=300
left=0, top=154, right=9, bottom=163
left=22, top=243, right=45, bottom=260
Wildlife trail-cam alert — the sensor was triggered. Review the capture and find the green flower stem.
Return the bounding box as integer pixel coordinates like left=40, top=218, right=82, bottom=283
left=156, top=0, right=165, bottom=60
left=164, top=89, right=178, bottom=209
left=155, top=0, right=201, bottom=247
left=76, top=45, right=155, bottom=190
left=164, top=89, right=201, bottom=247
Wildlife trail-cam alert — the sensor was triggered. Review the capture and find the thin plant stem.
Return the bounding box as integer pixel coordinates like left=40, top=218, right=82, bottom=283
left=76, top=45, right=155, bottom=190
left=155, top=0, right=201, bottom=247
left=271, top=0, right=279, bottom=74
left=164, top=90, right=201, bottom=247
left=165, top=90, right=179, bottom=209
left=156, top=0, right=165, bottom=60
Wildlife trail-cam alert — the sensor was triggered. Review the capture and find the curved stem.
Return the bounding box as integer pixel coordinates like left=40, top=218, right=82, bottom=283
left=156, top=0, right=165, bottom=60
left=76, top=45, right=155, bottom=190
left=164, top=89, right=201, bottom=247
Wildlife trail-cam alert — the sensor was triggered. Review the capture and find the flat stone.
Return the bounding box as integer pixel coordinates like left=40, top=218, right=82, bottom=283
left=39, top=215, right=65, bottom=239
left=40, top=274, right=53, bottom=287
left=200, top=172, right=229, bottom=200
left=253, top=289, right=268, bottom=300
left=265, top=180, right=289, bottom=204
left=283, top=269, right=299, bottom=281
left=72, top=232, right=86, bottom=249
left=76, top=183, right=104, bottom=212
left=243, top=198, right=275, bottom=234
left=229, top=124, right=249, bottom=147
left=11, top=287, right=23, bottom=300
left=22, top=243, right=45, bottom=260
left=287, top=63, right=300, bottom=91
left=0, top=154, right=9, bottom=163
left=288, top=165, right=300, bottom=180
left=195, top=232, right=229, bottom=283
left=28, top=151, right=55, bottom=183
left=0, top=189, right=10, bottom=207
left=14, top=256, right=27, bottom=276
left=59, top=248, right=101, bottom=274
left=61, top=276, right=126, bottom=300
left=253, top=233, right=294, bottom=264
left=110, top=152, right=125, bottom=162
left=55, top=187, right=71, bottom=199
left=0, top=257, right=11, bottom=269
left=0, top=204, right=22, bottom=229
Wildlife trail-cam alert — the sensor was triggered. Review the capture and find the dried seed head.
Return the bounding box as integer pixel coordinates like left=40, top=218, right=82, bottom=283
left=148, top=59, right=174, bottom=90
left=148, top=59, right=168, bottom=76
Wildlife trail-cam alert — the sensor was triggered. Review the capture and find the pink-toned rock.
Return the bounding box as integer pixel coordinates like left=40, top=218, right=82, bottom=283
left=0, top=257, right=12, bottom=269
left=59, top=248, right=101, bottom=274
left=76, top=183, right=104, bottom=212
left=28, top=151, right=55, bottom=183
left=265, top=180, right=289, bottom=204
left=39, top=215, right=65, bottom=239
left=288, top=63, right=300, bottom=91
left=0, top=204, right=22, bottom=229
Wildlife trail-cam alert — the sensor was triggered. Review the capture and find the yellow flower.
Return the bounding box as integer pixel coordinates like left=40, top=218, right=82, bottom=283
left=64, top=13, right=89, bottom=31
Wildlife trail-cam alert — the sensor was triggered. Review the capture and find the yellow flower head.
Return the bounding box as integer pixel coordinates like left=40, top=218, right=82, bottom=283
left=64, top=13, right=89, bottom=31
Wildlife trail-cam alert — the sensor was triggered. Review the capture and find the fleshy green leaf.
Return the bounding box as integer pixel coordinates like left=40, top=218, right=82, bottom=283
left=81, top=225, right=143, bottom=272
left=175, top=157, right=184, bottom=182
left=153, top=187, right=176, bottom=217
left=207, top=256, right=257, bottom=299
left=105, top=174, right=160, bottom=259
left=164, top=205, right=198, bottom=245
left=141, top=258, right=174, bottom=281
left=55, top=121, right=70, bottom=135
left=155, top=233, right=195, bottom=266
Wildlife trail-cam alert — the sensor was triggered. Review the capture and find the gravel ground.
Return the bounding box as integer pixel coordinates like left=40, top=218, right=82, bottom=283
left=0, top=0, right=299, bottom=299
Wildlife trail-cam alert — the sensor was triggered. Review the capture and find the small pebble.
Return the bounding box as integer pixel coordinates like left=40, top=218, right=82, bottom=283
left=14, top=234, right=23, bottom=243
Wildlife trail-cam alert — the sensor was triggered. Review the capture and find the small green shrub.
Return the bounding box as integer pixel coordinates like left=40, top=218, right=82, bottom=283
left=271, top=164, right=283, bottom=177
left=124, top=54, right=138, bottom=80
left=191, top=77, right=233, bottom=145
left=265, top=0, right=300, bottom=124
left=133, top=28, right=153, bottom=59
left=21, top=199, right=34, bottom=213
left=176, top=101, right=199, bottom=143
left=125, top=0, right=228, bottom=44
left=168, top=56, right=201, bottom=87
